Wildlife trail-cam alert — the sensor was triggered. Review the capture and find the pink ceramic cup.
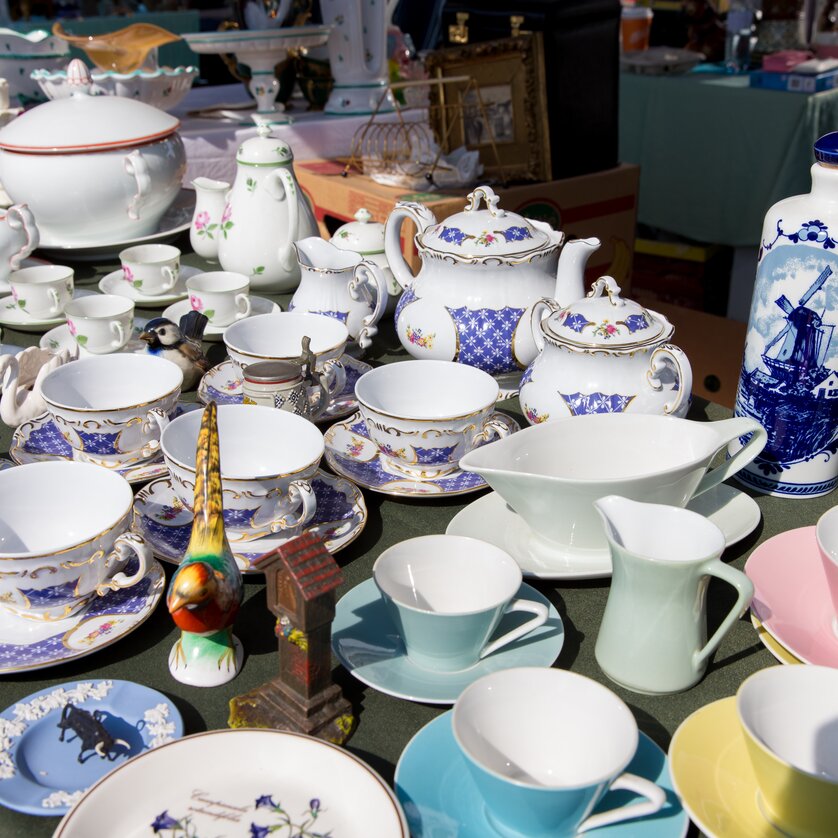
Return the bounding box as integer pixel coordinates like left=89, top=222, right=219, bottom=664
left=816, top=506, right=838, bottom=637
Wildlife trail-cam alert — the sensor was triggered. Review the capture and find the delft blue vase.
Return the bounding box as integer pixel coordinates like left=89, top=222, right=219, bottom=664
left=730, top=133, right=838, bottom=498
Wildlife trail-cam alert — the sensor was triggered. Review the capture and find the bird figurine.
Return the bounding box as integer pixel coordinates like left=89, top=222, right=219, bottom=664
left=166, top=400, right=243, bottom=687
left=139, top=310, right=210, bottom=390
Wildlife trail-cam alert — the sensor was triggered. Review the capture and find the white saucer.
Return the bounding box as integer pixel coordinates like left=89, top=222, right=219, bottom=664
left=98, top=264, right=201, bottom=307
left=133, top=471, right=367, bottom=573
left=41, top=317, right=149, bottom=355
left=36, top=187, right=195, bottom=262
left=446, top=483, right=762, bottom=580
left=0, top=560, right=165, bottom=674
left=161, top=295, right=281, bottom=340
left=0, top=289, right=96, bottom=333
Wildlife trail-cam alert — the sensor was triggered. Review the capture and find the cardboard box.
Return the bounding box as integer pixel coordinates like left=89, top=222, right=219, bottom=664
left=294, top=161, right=639, bottom=289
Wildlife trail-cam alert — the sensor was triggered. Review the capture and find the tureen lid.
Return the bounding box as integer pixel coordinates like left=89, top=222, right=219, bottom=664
left=0, top=59, right=178, bottom=154
left=418, top=185, right=554, bottom=257
left=542, top=276, right=672, bottom=348
left=332, top=208, right=385, bottom=255
left=236, top=119, right=294, bottom=166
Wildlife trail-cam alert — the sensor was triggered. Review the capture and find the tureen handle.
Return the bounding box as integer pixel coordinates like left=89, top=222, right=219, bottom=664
left=124, top=150, right=152, bottom=222
left=530, top=297, right=562, bottom=353
left=5, top=204, right=39, bottom=269
left=646, top=343, right=693, bottom=417
left=271, top=167, right=300, bottom=273
left=384, top=201, right=437, bottom=292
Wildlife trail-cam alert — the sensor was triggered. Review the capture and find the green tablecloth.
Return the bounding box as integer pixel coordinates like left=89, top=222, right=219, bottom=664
left=619, top=71, right=838, bottom=247
left=0, top=235, right=833, bottom=837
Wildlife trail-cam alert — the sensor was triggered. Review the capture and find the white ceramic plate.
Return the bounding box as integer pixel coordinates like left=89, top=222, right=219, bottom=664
left=98, top=264, right=202, bottom=306
left=0, top=289, right=96, bottom=332
left=161, top=295, right=282, bottom=340
left=53, top=728, right=408, bottom=838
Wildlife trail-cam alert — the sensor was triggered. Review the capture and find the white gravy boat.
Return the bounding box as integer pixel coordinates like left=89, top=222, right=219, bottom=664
left=459, top=414, right=767, bottom=559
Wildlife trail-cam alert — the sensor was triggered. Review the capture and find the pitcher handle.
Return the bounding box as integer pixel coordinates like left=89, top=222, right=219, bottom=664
left=307, top=370, right=331, bottom=419
left=320, top=358, right=346, bottom=400
left=578, top=773, right=666, bottom=834
left=383, top=201, right=437, bottom=292
left=96, top=532, right=151, bottom=595
left=693, top=560, right=754, bottom=669
left=125, top=150, right=152, bottom=221
left=479, top=599, right=548, bottom=659
left=693, top=417, right=767, bottom=498
left=350, top=260, right=389, bottom=350
left=530, top=297, right=562, bottom=353
left=6, top=204, right=39, bottom=268
left=646, top=343, right=693, bottom=416
left=270, top=167, right=300, bottom=273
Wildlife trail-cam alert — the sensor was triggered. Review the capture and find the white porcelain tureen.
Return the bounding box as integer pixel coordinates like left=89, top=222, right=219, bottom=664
left=385, top=186, right=601, bottom=382
left=0, top=59, right=185, bottom=246
left=519, top=276, right=693, bottom=424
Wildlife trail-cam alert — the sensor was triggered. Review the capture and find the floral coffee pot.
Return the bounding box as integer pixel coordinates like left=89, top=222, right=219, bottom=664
left=519, top=276, right=692, bottom=424
left=213, top=121, right=319, bottom=293
left=384, top=184, right=600, bottom=383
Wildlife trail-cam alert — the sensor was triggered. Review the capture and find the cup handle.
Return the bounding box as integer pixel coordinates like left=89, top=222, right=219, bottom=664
left=320, top=358, right=347, bottom=399
left=160, top=265, right=178, bottom=293
left=578, top=772, right=666, bottom=833
left=109, top=320, right=125, bottom=349
left=471, top=412, right=516, bottom=447
left=307, top=371, right=331, bottom=419
left=95, top=532, right=151, bottom=595
left=48, top=288, right=62, bottom=316
left=234, top=293, right=251, bottom=320
left=479, top=598, right=549, bottom=659
left=693, top=560, right=754, bottom=669
left=140, top=407, right=170, bottom=456
left=350, top=260, right=388, bottom=350
left=646, top=343, right=693, bottom=416
left=692, top=417, right=768, bottom=498
left=271, top=479, right=317, bottom=531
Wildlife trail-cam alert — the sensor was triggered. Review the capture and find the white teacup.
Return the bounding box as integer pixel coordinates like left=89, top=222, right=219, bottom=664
left=40, top=354, right=183, bottom=468
left=161, top=404, right=324, bottom=541
left=452, top=668, right=665, bottom=838
left=8, top=264, right=73, bottom=319
left=355, top=360, right=512, bottom=479
left=373, top=535, right=548, bottom=672
left=119, top=243, right=181, bottom=296
left=0, top=461, right=152, bottom=621
left=187, top=270, right=251, bottom=327
left=224, top=312, right=349, bottom=406
left=64, top=294, right=135, bottom=355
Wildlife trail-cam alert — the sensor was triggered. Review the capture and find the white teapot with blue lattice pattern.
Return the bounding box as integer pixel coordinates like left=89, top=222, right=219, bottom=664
left=384, top=185, right=599, bottom=386
left=519, top=276, right=693, bottom=425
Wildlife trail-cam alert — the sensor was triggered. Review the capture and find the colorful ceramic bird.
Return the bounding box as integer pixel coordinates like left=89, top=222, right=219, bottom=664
left=140, top=311, right=210, bottom=390
left=166, top=401, right=243, bottom=687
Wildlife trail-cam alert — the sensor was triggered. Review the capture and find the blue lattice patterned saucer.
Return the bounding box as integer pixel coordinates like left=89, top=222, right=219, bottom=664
left=323, top=412, right=520, bottom=498
left=197, top=355, right=372, bottom=421
left=132, top=472, right=367, bottom=573
left=0, top=560, right=165, bottom=676
left=10, top=404, right=200, bottom=485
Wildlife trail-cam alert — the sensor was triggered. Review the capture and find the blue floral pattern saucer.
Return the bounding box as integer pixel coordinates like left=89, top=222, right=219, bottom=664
left=132, top=472, right=367, bottom=573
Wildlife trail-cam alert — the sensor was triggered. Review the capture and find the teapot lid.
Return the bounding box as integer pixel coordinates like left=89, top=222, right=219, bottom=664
left=0, top=59, right=178, bottom=154
left=236, top=119, right=294, bottom=166
left=332, top=208, right=385, bottom=255
left=418, top=185, right=554, bottom=258
left=542, top=277, right=672, bottom=348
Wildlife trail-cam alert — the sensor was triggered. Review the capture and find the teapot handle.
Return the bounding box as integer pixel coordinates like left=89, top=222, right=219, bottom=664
left=350, top=260, right=389, bottom=350
left=530, top=297, right=562, bottom=353
left=271, top=167, right=299, bottom=273
left=384, top=202, right=437, bottom=292
left=125, top=150, right=152, bottom=221
left=646, top=343, right=693, bottom=416
left=5, top=204, right=39, bottom=269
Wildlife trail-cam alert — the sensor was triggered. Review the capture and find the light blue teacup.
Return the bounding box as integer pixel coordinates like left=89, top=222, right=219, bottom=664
left=373, top=535, right=548, bottom=672
left=452, top=668, right=666, bottom=838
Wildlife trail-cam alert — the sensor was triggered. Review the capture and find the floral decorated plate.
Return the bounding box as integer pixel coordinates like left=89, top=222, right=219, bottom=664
left=53, top=728, right=408, bottom=837
left=40, top=317, right=148, bottom=355
left=133, top=471, right=367, bottom=572
left=162, top=296, right=281, bottom=341
left=98, top=265, right=201, bottom=307
left=198, top=356, right=372, bottom=421
left=0, top=559, right=165, bottom=675
left=0, top=289, right=96, bottom=332
left=323, top=412, right=519, bottom=497
left=0, top=679, right=183, bottom=816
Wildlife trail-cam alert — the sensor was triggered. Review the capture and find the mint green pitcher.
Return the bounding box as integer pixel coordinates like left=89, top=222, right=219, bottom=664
left=594, top=495, right=754, bottom=695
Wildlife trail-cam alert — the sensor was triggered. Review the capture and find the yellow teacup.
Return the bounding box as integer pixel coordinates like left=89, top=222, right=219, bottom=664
left=737, top=665, right=838, bottom=837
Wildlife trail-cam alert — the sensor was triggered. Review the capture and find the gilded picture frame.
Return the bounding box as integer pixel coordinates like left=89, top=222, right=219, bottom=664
left=425, top=33, right=551, bottom=183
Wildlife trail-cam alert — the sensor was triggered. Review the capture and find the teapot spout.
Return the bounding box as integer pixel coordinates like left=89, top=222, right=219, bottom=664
left=554, top=237, right=601, bottom=307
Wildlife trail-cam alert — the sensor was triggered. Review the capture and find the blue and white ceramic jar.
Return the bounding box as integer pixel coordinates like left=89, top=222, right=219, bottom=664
left=730, top=133, right=838, bottom=498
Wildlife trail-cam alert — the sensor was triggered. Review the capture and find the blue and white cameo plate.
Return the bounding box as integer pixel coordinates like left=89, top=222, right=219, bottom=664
left=333, top=578, right=564, bottom=704
left=323, top=412, right=519, bottom=497
left=395, top=714, right=688, bottom=838
left=0, top=560, right=165, bottom=675
left=197, top=355, right=372, bottom=421
left=132, top=471, right=367, bottom=573
left=0, top=678, right=183, bottom=816
left=10, top=403, right=200, bottom=485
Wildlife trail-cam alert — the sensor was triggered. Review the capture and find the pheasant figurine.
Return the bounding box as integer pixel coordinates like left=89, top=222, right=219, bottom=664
left=167, top=401, right=243, bottom=687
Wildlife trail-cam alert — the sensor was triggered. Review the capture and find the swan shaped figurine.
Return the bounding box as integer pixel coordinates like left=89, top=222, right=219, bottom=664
left=0, top=346, right=74, bottom=427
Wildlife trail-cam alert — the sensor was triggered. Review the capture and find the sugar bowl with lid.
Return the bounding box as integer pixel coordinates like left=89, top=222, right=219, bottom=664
left=519, top=276, right=693, bottom=424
